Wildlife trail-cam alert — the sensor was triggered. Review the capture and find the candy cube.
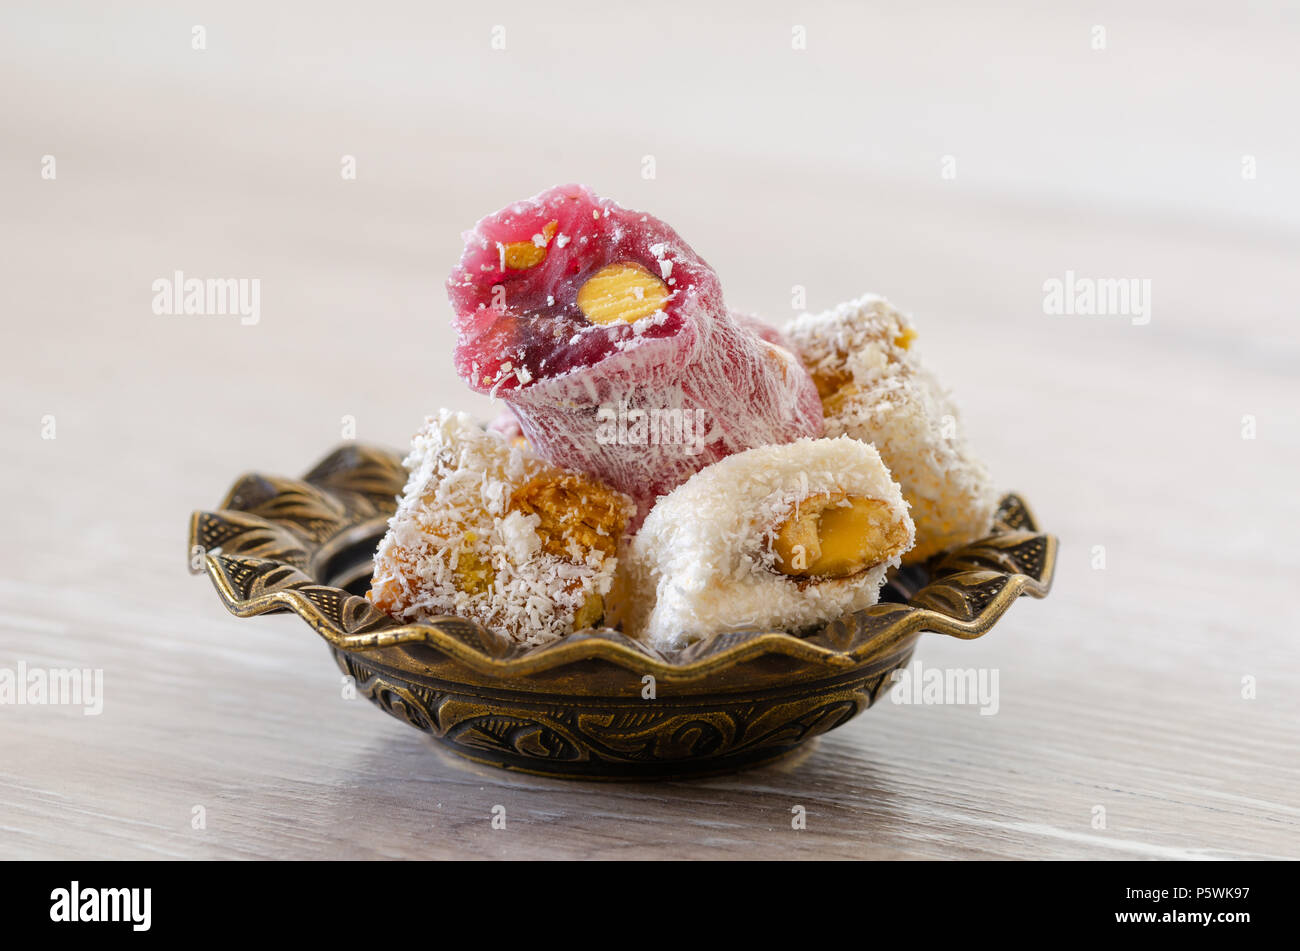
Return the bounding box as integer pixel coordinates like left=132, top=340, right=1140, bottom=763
left=616, top=436, right=915, bottom=651
left=369, top=410, right=635, bottom=646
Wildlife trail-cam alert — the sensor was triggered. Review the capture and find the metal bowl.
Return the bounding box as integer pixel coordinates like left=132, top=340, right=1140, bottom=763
left=189, top=444, right=1056, bottom=780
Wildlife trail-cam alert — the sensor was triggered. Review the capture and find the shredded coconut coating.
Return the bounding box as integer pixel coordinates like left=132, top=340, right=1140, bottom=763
left=783, top=294, right=999, bottom=563
left=617, top=437, right=915, bottom=652
left=368, top=410, right=635, bottom=647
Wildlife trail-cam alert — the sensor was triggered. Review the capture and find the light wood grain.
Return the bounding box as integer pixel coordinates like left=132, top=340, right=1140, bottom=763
left=2, top=1, right=1298, bottom=860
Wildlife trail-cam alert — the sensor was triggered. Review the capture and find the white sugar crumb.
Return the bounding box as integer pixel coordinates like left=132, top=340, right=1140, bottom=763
left=555, top=234, right=570, bottom=248
left=620, top=305, right=671, bottom=340
left=514, top=366, right=533, bottom=385
left=500, top=509, right=542, bottom=559
left=547, top=295, right=555, bottom=306
left=369, top=410, right=634, bottom=647
left=647, top=243, right=676, bottom=281
left=531, top=231, right=549, bottom=247
left=617, top=437, right=914, bottom=651
left=783, top=293, right=999, bottom=562
left=632, top=286, right=645, bottom=300
left=487, top=371, right=510, bottom=400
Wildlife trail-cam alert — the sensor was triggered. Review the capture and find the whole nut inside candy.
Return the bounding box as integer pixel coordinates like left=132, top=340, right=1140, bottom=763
left=509, top=473, right=629, bottom=559
left=502, top=221, right=558, bottom=270
left=769, top=493, right=909, bottom=578
left=576, top=262, right=670, bottom=325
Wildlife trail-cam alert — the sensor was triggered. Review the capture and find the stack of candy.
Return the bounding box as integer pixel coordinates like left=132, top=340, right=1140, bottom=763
left=784, top=295, right=998, bottom=563
left=369, top=188, right=999, bottom=650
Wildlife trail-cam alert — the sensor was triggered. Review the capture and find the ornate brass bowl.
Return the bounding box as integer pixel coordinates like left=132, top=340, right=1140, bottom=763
left=189, top=445, right=1056, bottom=780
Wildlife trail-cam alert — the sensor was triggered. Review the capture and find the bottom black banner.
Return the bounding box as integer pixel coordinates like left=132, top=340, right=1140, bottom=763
left=2, top=859, right=1284, bottom=938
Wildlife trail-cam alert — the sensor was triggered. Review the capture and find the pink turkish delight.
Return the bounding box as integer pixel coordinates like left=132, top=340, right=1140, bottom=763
left=447, top=184, right=822, bottom=523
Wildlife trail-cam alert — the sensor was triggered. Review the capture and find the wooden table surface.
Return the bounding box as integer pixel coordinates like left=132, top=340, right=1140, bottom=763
left=3, top=2, right=1298, bottom=860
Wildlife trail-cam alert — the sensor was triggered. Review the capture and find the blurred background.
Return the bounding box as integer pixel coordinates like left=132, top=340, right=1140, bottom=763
left=2, top=1, right=1297, bottom=858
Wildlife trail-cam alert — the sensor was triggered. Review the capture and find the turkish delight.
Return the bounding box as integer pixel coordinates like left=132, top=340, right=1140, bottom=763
left=368, top=410, right=635, bottom=646
left=784, top=295, right=998, bottom=562
left=446, top=185, right=823, bottom=523
left=616, top=436, right=915, bottom=651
